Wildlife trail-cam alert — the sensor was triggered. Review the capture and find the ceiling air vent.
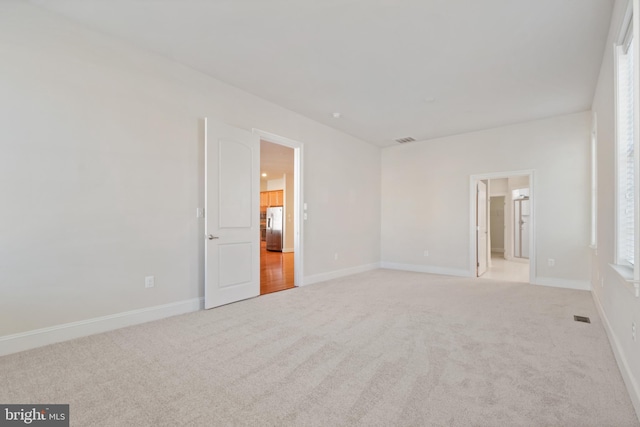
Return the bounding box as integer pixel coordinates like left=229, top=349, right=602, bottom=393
left=395, top=137, right=416, bottom=144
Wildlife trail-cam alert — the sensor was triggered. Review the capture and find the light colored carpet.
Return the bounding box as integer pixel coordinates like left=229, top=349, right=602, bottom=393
left=1, top=269, right=638, bottom=426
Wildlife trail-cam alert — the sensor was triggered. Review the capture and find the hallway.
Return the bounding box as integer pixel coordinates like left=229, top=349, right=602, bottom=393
left=480, top=254, right=529, bottom=283
left=260, top=241, right=295, bottom=294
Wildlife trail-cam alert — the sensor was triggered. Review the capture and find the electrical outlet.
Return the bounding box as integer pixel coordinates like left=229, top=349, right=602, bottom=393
left=334, top=253, right=339, bottom=261
left=196, top=208, right=204, bottom=218
left=548, top=258, right=555, bottom=267
left=145, top=276, right=155, bottom=288
left=423, top=250, right=429, bottom=257
left=601, top=277, right=604, bottom=288
left=632, top=321, right=636, bottom=342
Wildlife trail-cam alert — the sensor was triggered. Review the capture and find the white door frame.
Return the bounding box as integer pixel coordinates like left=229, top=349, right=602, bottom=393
left=469, top=170, right=536, bottom=283
left=476, top=180, right=488, bottom=276
left=253, top=129, right=304, bottom=287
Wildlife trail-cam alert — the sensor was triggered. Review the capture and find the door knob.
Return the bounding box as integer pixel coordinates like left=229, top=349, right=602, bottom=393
left=207, top=234, right=219, bottom=240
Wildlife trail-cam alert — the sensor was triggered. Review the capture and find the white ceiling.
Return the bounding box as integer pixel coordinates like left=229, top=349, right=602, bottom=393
left=261, top=140, right=294, bottom=181
left=31, top=0, right=614, bottom=147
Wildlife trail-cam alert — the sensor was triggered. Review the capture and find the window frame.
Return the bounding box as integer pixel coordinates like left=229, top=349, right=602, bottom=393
left=613, top=1, right=640, bottom=288
left=590, top=112, right=597, bottom=249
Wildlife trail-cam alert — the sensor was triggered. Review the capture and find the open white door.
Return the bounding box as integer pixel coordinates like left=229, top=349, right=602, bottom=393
left=205, top=119, right=260, bottom=309
left=477, top=181, right=488, bottom=276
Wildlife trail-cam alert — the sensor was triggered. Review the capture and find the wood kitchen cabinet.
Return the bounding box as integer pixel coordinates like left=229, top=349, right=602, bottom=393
left=268, top=190, right=283, bottom=206
left=260, top=190, right=283, bottom=209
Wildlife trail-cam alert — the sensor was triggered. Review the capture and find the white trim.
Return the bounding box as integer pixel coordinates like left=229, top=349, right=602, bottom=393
left=504, top=255, right=529, bottom=264
left=303, top=263, right=381, bottom=286
left=531, top=277, right=591, bottom=291
left=592, top=289, right=640, bottom=421
left=617, top=0, right=634, bottom=47
left=282, top=247, right=294, bottom=253
left=0, top=298, right=203, bottom=357
left=635, top=0, right=640, bottom=279
left=590, top=111, right=598, bottom=248
left=469, top=170, right=536, bottom=284
left=253, top=129, right=302, bottom=150
left=613, top=34, right=621, bottom=266
left=204, top=117, right=210, bottom=306
left=613, top=1, right=640, bottom=275
left=381, top=264, right=588, bottom=291
left=253, top=129, right=304, bottom=288
left=380, top=262, right=472, bottom=278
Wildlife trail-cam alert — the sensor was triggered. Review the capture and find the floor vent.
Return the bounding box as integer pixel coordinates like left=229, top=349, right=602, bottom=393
left=574, top=315, right=591, bottom=323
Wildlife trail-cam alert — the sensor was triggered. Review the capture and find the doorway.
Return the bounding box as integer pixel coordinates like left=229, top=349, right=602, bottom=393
left=255, top=130, right=303, bottom=294
left=470, top=171, right=535, bottom=284
left=476, top=180, right=488, bottom=276
left=203, top=122, right=303, bottom=308
left=260, top=140, right=294, bottom=294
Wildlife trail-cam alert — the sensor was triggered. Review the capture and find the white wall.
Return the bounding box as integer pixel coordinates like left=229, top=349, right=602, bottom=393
left=381, top=112, right=591, bottom=287
left=509, top=176, right=530, bottom=191
left=591, top=0, right=640, bottom=416
left=0, top=3, right=381, bottom=338
left=489, top=178, right=508, bottom=196
left=266, top=178, right=284, bottom=191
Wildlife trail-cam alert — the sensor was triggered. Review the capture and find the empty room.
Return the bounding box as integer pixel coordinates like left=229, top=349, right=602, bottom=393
left=1, top=1, right=639, bottom=426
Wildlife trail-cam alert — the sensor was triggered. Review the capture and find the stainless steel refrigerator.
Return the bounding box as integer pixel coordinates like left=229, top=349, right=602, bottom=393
left=266, top=206, right=283, bottom=252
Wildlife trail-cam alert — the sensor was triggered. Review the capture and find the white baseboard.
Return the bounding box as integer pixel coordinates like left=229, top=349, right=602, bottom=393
left=380, top=262, right=472, bottom=278
left=282, top=247, right=294, bottom=253
left=592, top=290, right=640, bottom=422
left=0, top=298, right=203, bottom=357
left=505, top=256, right=529, bottom=264
left=532, top=277, right=591, bottom=291
left=303, top=263, right=380, bottom=286
left=491, top=249, right=505, bottom=254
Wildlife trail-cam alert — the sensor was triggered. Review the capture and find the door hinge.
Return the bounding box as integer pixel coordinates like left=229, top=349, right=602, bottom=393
left=477, top=262, right=480, bottom=267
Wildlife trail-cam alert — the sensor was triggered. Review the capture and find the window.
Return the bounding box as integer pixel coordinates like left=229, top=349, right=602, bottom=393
left=615, top=9, right=638, bottom=273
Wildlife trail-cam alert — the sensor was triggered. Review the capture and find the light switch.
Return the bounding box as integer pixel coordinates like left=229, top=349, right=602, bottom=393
left=145, top=276, right=155, bottom=288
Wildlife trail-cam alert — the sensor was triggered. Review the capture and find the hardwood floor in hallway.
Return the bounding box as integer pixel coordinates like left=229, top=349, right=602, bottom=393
left=260, top=241, right=295, bottom=295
